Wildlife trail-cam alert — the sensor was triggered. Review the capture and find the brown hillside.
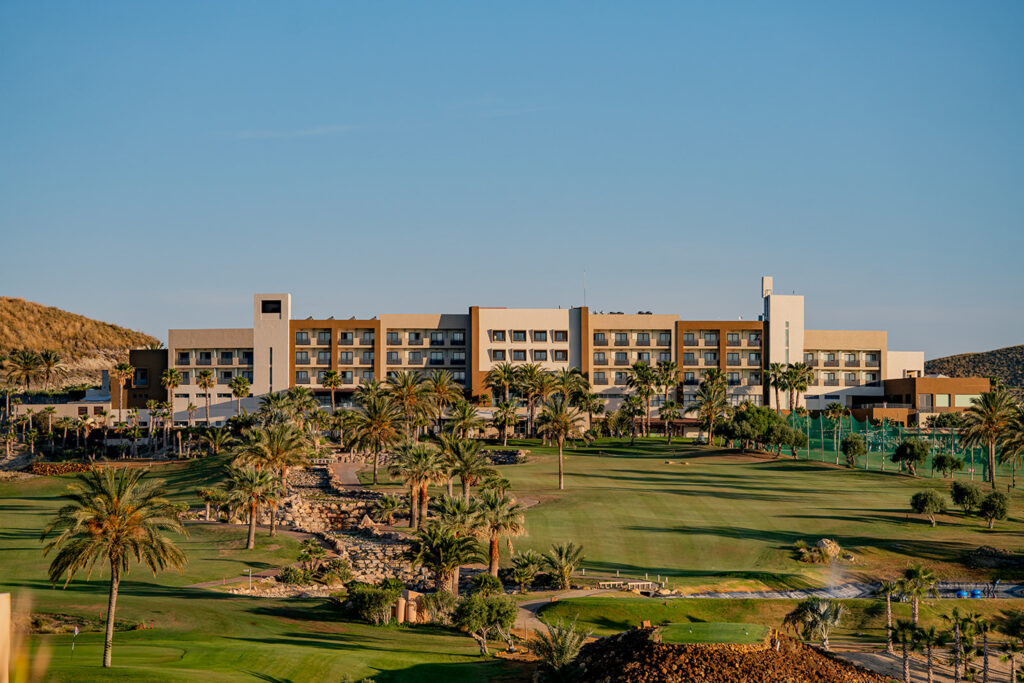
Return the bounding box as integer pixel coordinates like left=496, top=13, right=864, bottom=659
left=925, top=345, right=1024, bottom=388
left=0, top=297, right=160, bottom=387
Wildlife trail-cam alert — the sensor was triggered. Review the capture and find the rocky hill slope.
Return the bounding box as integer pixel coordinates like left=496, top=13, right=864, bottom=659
left=925, top=345, right=1024, bottom=388
left=0, top=297, right=159, bottom=388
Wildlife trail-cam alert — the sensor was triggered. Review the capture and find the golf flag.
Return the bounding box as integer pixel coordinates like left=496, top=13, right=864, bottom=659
left=72, top=625, right=79, bottom=652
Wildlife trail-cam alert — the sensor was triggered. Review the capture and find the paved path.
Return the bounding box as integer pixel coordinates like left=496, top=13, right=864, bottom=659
left=328, top=461, right=362, bottom=487
left=515, top=589, right=613, bottom=632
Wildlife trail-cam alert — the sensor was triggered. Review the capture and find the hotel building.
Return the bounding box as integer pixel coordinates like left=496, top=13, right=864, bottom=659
left=117, top=277, right=928, bottom=424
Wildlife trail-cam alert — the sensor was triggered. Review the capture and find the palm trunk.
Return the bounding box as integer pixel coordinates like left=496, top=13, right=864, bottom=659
left=502, top=425, right=508, bottom=447
left=372, top=449, right=379, bottom=485
left=953, top=623, right=962, bottom=683
left=205, top=501, right=211, bottom=521
left=206, top=394, right=211, bottom=425
left=489, top=536, right=499, bottom=576
left=450, top=568, right=460, bottom=597
left=885, top=596, right=893, bottom=654
left=446, top=476, right=453, bottom=497
left=912, top=597, right=919, bottom=624
left=269, top=505, right=277, bottom=536
left=103, top=565, right=120, bottom=667
left=982, top=633, right=989, bottom=683
left=462, top=478, right=471, bottom=504
left=987, top=439, right=996, bottom=489
left=419, top=483, right=429, bottom=528
left=247, top=502, right=257, bottom=549
left=902, top=641, right=909, bottom=682
left=558, top=438, right=565, bottom=490
left=410, top=483, right=419, bottom=530
left=926, top=645, right=933, bottom=683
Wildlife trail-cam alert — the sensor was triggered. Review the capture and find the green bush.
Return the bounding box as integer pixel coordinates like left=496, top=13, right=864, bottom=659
left=910, top=490, right=946, bottom=527
left=420, top=591, right=457, bottom=625
left=932, top=453, right=965, bottom=478
left=278, top=566, right=311, bottom=585
left=841, top=434, right=866, bottom=468
left=980, top=492, right=1009, bottom=529
left=319, top=558, right=353, bottom=584
left=344, top=581, right=401, bottom=626
left=892, top=439, right=929, bottom=476
left=470, top=573, right=503, bottom=596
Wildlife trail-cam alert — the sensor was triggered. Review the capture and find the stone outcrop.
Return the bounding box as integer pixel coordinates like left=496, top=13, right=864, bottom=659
left=487, top=449, right=529, bottom=465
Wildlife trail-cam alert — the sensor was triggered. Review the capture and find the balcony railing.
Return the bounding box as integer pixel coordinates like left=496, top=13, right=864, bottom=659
left=219, top=357, right=234, bottom=366
left=594, top=358, right=608, bottom=366
left=296, top=376, right=310, bottom=385
left=361, top=357, right=375, bottom=365
left=430, top=339, right=445, bottom=346
left=387, top=357, right=401, bottom=365
left=408, top=338, right=423, bottom=346
left=342, top=378, right=354, bottom=385
left=635, top=339, right=650, bottom=346
left=727, top=340, right=741, bottom=347
left=428, top=359, right=444, bottom=365
left=866, top=360, right=880, bottom=368
left=316, top=359, right=331, bottom=366
left=614, top=359, right=629, bottom=366
left=360, top=336, right=375, bottom=346
left=683, top=359, right=699, bottom=366
left=613, top=378, right=628, bottom=385
left=657, top=338, right=672, bottom=347
left=451, top=337, right=466, bottom=346
left=727, top=379, right=742, bottom=386
left=683, top=379, right=698, bottom=386
left=196, top=358, right=212, bottom=366
left=682, top=338, right=697, bottom=347
left=804, top=358, right=817, bottom=366
left=407, top=357, right=425, bottom=365
left=593, top=378, right=609, bottom=385
left=747, top=378, right=762, bottom=386
left=845, top=379, right=861, bottom=386
left=845, top=361, right=861, bottom=368
left=823, top=360, right=840, bottom=367
left=824, top=379, right=840, bottom=386
left=614, top=339, right=629, bottom=346
left=217, top=377, right=231, bottom=385
left=747, top=338, right=761, bottom=347
left=338, top=338, right=354, bottom=346
left=703, top=338, right=719, bottom=346
left=450, top=358, right=466, bottom=365
left=747, top=358, right=761, bottom=366
left=240, top=356, right=254, bottom=366
left=593, top=338, right=608, bottom=346
left=176, top=358, right=191, bottom=366
left=726, top=360, right=741, bottom=366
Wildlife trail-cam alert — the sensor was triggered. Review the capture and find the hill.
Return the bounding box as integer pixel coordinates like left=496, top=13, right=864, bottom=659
left=925, top=344, right=1024, bottom=388
left=0, top=297, right=160, bottom=388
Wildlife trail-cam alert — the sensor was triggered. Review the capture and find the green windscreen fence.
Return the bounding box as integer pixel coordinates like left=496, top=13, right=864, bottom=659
left=749, top=414, right=1017, bottom=484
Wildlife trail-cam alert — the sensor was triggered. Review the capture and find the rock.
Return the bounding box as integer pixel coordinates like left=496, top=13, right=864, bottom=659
left=815, top=538, right=842, bottom=560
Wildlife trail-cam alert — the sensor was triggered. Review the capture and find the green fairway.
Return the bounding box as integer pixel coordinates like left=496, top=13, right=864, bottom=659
left=366, top=437, right=1024, bottom=591
left=659, top=622, right=767, bottom=644
left=0, top=469, right=519, bottom=682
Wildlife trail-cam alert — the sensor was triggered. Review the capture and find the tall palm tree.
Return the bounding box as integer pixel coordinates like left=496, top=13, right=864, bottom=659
left=387, top=370, right=428, bottom=441
left=351, top=394, right=402, bottom=485
left=7, top=349, right=42, bottom=391
left=893, top=619, right=916, bottom=682
left=782, top=598, right=845, bottom=650
left=448, top=400, right=484, bottom=438
left=685, top=376, right=729, bottom=446
left=491, top=400, right=519, bottom=447
left=824, top=402, right=849, bottom=460
left=485, top=362, right=518, bottom=403
left=542, top=542, right=584, bottom=590
left=434, top=494, right=482, bottom=538
left=766, top=362, right=787, bottom=412
left=41, top=468, right=187, bottom=668
left=475, top=489, right=525, bottom=576
left=999, top=615, right=1024, bottom=683
left=900, top=564, right=937, bottom=625
left=574, top=392, right=605, bottom=434
left=514, top=364, right=547, bottom=438
left=232, top=423, right=311, bottom=493
left=537, top=396, right=584, bottom=490
left=552, top=367, right=588, bottom=403
left=195, top=369, right=215, bottom=425
left=408, top=523, right=482, bottom=596
left=659, top=400, right=682, bottom=444
left=200, top=428, right=235, bottom=457
left=450, top=439, right=496, bottom=502
left=228, top=375, right=251, bottom=417
left=962, top=389, right=1016, bottom=489
left=626, top=362, right=657, bottom=436
left=112, top=362, right=135, bottom=425
left=973, top=615, right=992, bottom=682
left=915, top=625, right=947, bottom=683
left=943, top=608, right=971, bottom=683
left=790, top=362, right=815, bottom=410
left=424, top=369, right=463, bottom=433
left=878, top=580, right=901, bottom=654
left=656, top=359, right=679, bottom=406
left=161, top=368, right=182, bottom=422
left=284, top=386, right=318, bottom=427
left=354, top=377, right=386, bottom=404
left=389, top=443, right=446, bottom=529
left=226, top=466, right=283, bottom=550
left=39, top=349, right=66, bottom=391
left=320, top=370, right=343, bottom=416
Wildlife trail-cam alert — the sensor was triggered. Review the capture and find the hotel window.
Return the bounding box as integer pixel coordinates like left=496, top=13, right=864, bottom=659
left=826, top=372, right=836, bottom=381
left=845, top=353, right=857, bottom=362
left=176, top=351, right=190, bottom=364
left=750, top=372, right=761, bottom=385
left=408, top=332, right=422, bottom=344
left=219, top=351, right=233, bottom=365
left=703, top=333, right=718, bottom=345
left=180, top=371, right=190, bottom=385
left=637, top=351, right=650, bottom=363
left=261, top=299, right=282, bottom=314
left=533, top=330, right=547, bottom=342
left=658, top=332, right=671, bottom=345
left=512, top=350, right=527, bottom=361
left=78, top=406, right=88, bottom=416
left=362, top=370, right=374, bottom=381
left=317, top=351, right=331, bottom=364
left=429, top=351, right=444, bottom=365
left=387, top=351, right=399, bottom=364
left=363, top=331, right=375, bottom=343
left=846, top=373, right=857, bottom=382
left=727, top=352, right=739, bottom=365
left=240, top=350, right=254, bottom=365
left=241, top=370, right=253, bottom=382
left=218, top=392, right=232, bottom=399
left=338, top=331, right=354, bottom=344
left=452, top=370, right=466, bottom=383
left=451, top=351, right=466, bottom=363
left=683, top=333, right=695, bottom=345
left=615, top=352, right=627, bottom=363
left=553, top=330, right=568, bottom=342
left=637, top=332, right=650, bottom=345
left=614, top=371, right=628, bottom=384
left=133, top=368, right=148, bottom=386
left=866, top=373, right=878, bottom=382
left=220, top=370, right=233, bottom=382
left=750, top=352, right=761, bottom=364
left=727, top=332, right=739, bottom=344
left=295, top=351, right=309, bottom=365
left=431, top=331, right=445, bottom=345
left=341, top=371, right=354, bottom=382
left=409, top=351, right=422, bottom=363
left=594, top=352, right=606, bottom=363
left=362, top=351, right=375, bottom=363
left=317, top=370, right=328, bottom=383
left=614, top=332, right=628, bottom=345
left=659, top=351, right=671, bottom=362
left=727, top=372, right=740, bottom=385
left=704, top=352, right=718, bottom=363
left=452, top=331, right=465, bottom=345
left=198, top=351, right=212, bottom=364
left=492, top=350, right=506, bottom=361
left=553, top=349, right=568, bottom=361
left=296, top=370, right=310, bottom=384
left=295, top=331, right=310, bottom=345
left=804, top=353, right=815, bottom=364
left=339, top=351, right=354, bottom=364
left=684, top=372, right=695, bottom=383
left=683, top=352, right=696, bottom=363
left=492, top=330, right=506, bottom=342
left=386, top=331, right=400, bottom=345
left=317, top=331, right=331, bottom=345
left=594, top=332, right=607, bottom=345
left=826, top=353, right=837, bottom=361
left=386, top=371, right=398, bottom=380
left=533, top=350, right=548, bottom=361
left=94, top=406, right=104, bottom=415
left=594, top=371, right=606, bottom=384
left=512, top=330, right=527, bottom=342
left=935, top=393, right=950, bottom=408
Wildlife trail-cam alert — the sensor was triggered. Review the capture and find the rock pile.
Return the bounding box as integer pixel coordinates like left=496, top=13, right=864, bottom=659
left=318, top=529, right=431, bottom=587
left=965, top=545, right=1020, bottom=569
left=574, top=628, right=890, bottom=683
left=486, top=449, right=529, bottom=465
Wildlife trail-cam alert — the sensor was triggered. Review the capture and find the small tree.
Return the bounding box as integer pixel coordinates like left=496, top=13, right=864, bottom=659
left=911, top=490, right=946, bottom=527
left=528, top=618, right=592, bottom=678
left=470, top=573, right=503, bottom=596
left=454, top=593, right=517, bottom=655
left=950, top=481, right=984, bottom=516
left=893, top=438, right=929, bottom=476
left=979, top=492, right=1009, bottom=530
left=543, top=542, right=584, bottom=590
left=298, top=538, right=327, bottom=573
left=932, top=452, right=964, bottom=478
left=841, top=434, right=866, bottom=469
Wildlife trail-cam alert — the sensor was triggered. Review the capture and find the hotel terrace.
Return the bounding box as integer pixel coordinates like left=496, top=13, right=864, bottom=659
left=109, top=277, right=939, bottom=425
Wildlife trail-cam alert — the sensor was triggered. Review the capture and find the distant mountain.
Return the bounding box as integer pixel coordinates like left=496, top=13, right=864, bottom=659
left=0, top=297, right=160, bottom=388
left=925, top=345, right=1024, bottom=388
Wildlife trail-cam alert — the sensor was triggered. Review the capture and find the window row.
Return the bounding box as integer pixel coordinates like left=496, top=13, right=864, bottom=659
left=388, top=351, right=466, bottom=365
left=386, top=331, right=466, bottom=345
left=805, top=352, right=880, bottom=365
left=593, top=331, right=672, bottom=346
left=295, top=330, right=376, bottom=346
left=173, top=370, right=253, bottom=385
left=593, top=351, right=673, bottom=365
left=176, top=350, right=254, bottom=366
left=296, top=350, right=375, bottom=365
left=490, top=349, right=568, bottom=362
left=682, top=352, right=762, bottom=365
left=680, top=332, right=761, bottom=346
left=490, top=330, right=569, bottom=343
left=681, top=371, right=761, bottom=386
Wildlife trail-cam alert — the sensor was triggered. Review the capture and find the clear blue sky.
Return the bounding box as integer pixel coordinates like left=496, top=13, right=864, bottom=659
left=1, top=2, right=1021, bottom=358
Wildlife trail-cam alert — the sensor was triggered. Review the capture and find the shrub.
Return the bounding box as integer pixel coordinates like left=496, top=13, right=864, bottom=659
left=933, top=453, right=965, bottom=478
left=277, top=566, right=311, bottom=585
left=470, top=573, right=503, bottom=596
left=528, top=618, right=592, bottom=678
left=950, top=481, right=984, bottom=516
left=892, top=439, right=929, bottom=476
left=841, top=434, right=866, bottom=469
left=420, top=591, right=457, bottom=625
left=319, top=558, right=353, bottom=584
left=910, top=490, right=946, bottom=527
left=26, top=462, right=93, bottom=475
left=454, top=594, right=517, bottom=655
left=344, top=582, right=401, bottom=626
left=979, top=492, right=1009, bottom=529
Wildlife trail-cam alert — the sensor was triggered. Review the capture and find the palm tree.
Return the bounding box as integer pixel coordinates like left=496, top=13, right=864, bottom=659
left=232, top=424, right=311, bottom=493
left=354, top=377, right=386, bottom=405
left=878, top=580, right=901, bottom=654
left=200, top=428, right=235, bottom=456
left=575, top=392, right=605, bottom=435
left=197, top=485, right=227, bottom=521
left=962, top=389, right=1016, bottom=489
left=408, top=523, right=482, bottom=596
left=387, top=370, right=428, bottom=441
left=901, top=565, right=937, bottom=625
left=783, top=598, right=845, bottom=650
left=372, top=494, right=404, bottom=525
left=915, top=625, right=947, bottom=683
left=475, top=489, right=525, bottom=576
left=7, top=349, right=42, bottom=391
left=485, top=362, right=518, bottom=404
left=514, top=364, right=546, bottom=437
left=999, top=616, right=1024, bottom=683
left=449, top=439, right=496, bottom=502
left=491, top=400, right=519, bottom=447
left=186, top=403, right=198, bottom=428
left=284, top=386, right=318, bottom=427
left=999, top=403, right=1024, bottom=488
left=824, top=402, right=849, bottom=460
left=621, top=395, right=643, bottom=445
left=448, top=400, right=484, bottom=438
left=527, top=618, right=592, bottom=675
left=320, top=370, right=343, bottom=416
left=659, top=400, right=682, bottom=443
left=161, top=368, right=182, bottom=422
left=552, top=367, right=587, bottom=403
left=195, top=369, right=215, bottom=425
left=973, top=615, right=992, bottom=683
left=41, top=468, right=187, bottom=668
left=226, top=466, right=283, bottom=550
left=434, top=494, right=481, bottom=537
left=543, top=542, right=584, bottom=590
left=893, top=619, right=916, bottom=682
left=511, top=549, right=543, bottom=594
left=537, top=396, right=584, bottom=490
left=790, top=362, right=815, bottom=410
left=228, top=375, right=251, bottom=417
left=390, top=443, right=446, bottom=529
left=943, top=607, right=973, bottom=683
left=112, top=362, right=135, bottom=425
left=424, top=369, right=463, bottom=433
left=656, top=359, right=679, bottom=406
left=351, top=394, right=402, bottom=485
left=767, top=362, right=787, bottom=412
left=685, top=375, right=729, bottom=446
left=39, top=349, right=66, bottom=391
left=626, top=362, right=657, bottom=436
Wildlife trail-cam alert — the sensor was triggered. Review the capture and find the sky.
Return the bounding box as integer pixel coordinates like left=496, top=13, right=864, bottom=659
left=1, top=1, right=1022, bottom=358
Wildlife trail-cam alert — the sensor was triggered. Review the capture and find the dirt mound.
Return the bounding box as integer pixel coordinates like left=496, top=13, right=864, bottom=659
left=575, top=628, right=890, bottom=683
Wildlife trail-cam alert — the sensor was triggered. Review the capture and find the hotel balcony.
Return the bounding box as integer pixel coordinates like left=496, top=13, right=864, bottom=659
left=823, top=360, right=840, bottom=367
left=845, top=361, right=861, bottom=368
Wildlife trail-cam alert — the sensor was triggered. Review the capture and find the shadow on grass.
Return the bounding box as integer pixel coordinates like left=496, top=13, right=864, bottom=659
left=581, top=558, right=817, bottom=591
left=10, top=578, right=239, bottom=600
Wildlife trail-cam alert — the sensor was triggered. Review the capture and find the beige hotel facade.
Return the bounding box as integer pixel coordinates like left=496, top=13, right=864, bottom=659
left=119, top=277, right=925, bottom=424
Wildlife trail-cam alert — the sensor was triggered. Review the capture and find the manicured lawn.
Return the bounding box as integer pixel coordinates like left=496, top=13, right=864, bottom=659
left=368, top=437, right=1024, bottom=590
left=0, top=468, right=521, bottom=682
left=659, top=622, right=767, bottom=644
